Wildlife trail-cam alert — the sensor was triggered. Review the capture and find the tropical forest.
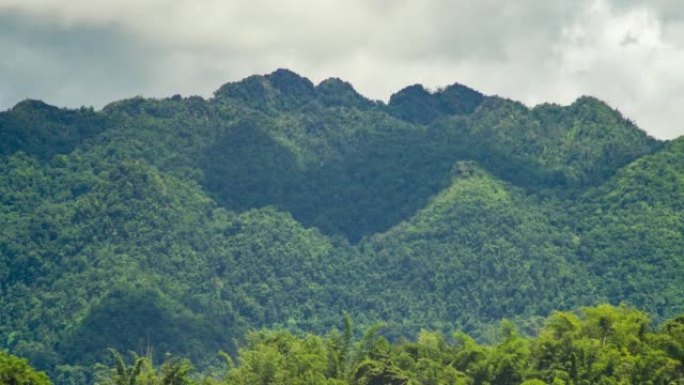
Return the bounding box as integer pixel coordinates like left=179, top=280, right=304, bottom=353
left=1, top=69, right=683, bottom=384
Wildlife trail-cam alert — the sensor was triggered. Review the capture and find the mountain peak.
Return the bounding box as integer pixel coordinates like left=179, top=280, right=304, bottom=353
left=389, top=84, right=431, bottom=103
left=315, top=77, right=374, bottom=108
left=436, top=82, right=485, bottom=115
left=571, top=95, right=610, bottom=108
left=213, top=69, right=316, bottom=112
left=264, top=68, right=316, bottom=97
left=387, top=82, right=485, bottom=124
left=316, top=77, right=356, bottom=93
left=11, top=99, right=60, bottom=114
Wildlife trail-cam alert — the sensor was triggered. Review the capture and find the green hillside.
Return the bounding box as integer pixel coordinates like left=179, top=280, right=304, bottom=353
left=360, top=164, right=592, bottom=331
left=573, top=137, right=684, bottom=318
left=0, top=69, right=681, bottom=383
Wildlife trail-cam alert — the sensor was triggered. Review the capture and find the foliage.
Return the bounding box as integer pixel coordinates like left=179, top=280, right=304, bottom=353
left=0, top=350, right=52, bottom=385
left=91, top=306, right=684, bottom=385
left=0, top=69, right=682, bottom=384
left=93, top=350, right=196, bottom=385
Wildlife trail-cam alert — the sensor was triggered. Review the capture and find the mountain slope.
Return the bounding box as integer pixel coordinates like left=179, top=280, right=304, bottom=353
left=430, top=95, right=661, bottom=191
left=0, top=151, right=355, bottom=372
left=0, top=69, right=680, bottom=382
left=573, top=137, right=684, bottom=318
left=360, top=163, right=596, bottom=333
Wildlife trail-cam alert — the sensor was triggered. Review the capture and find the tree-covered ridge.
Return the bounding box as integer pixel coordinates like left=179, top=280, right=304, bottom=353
left=433, top=95, right=662, bottom=191
left=0, top=100, right=107, bottom=161
left=361, top=164, right=593, bottom=332
left=1, top=70, right=658, bottom=241
left=0, top=69, right=681, bottom=383
left=387, top=82, right=484, bottom=124
left=571, top=137, right=684, bottom=319
left=0, top=151, right=357, bottom=378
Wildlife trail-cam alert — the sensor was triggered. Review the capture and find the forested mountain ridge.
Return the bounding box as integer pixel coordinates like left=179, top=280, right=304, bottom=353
left=0, top=69, right=681, bottom=383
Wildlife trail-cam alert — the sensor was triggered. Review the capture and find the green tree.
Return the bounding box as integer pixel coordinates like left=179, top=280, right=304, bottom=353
left=0, top=351, right=52, bottom=385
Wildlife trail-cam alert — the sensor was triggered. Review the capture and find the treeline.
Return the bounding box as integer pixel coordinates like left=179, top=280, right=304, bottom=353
left=5, top=305, right=684, bottom=385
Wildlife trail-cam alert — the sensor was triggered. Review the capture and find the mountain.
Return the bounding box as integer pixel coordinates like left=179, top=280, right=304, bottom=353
left=361, top=164, right=590, bottom=329
left=572, top=137, right=684, bottom=318
left=0, top=69, right=680, bottom=383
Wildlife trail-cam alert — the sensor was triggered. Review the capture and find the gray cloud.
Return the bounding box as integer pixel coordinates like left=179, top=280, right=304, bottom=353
left=0, top=0, right=682, bottom=139
left=0, top=11, right=160, bottom=108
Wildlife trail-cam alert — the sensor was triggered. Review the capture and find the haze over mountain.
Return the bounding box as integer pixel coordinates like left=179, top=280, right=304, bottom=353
left=1, top=69, right=682, bottom=384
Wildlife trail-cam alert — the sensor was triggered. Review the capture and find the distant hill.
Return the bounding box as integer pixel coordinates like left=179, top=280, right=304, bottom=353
left=0, top=69, right=680, bottom=383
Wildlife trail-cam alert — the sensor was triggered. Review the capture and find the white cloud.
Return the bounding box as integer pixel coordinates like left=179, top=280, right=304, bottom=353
left=549, top=0, right=684, bottom=139
left=0, top=0, right=683, bottom=138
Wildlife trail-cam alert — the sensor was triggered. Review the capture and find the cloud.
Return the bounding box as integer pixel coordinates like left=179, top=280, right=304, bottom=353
left=0, top=10, right=163, bottom=108
left=0, top=0, right=683, bottom=139
left=549, top=0, right=684, bottom=139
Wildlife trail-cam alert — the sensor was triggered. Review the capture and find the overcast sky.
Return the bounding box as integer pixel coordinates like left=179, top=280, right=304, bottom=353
left=1, top=0, right=683, bottom=139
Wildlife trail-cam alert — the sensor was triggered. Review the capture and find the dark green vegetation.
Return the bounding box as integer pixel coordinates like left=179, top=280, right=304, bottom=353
left=1, top=69, right=683, bottom=383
